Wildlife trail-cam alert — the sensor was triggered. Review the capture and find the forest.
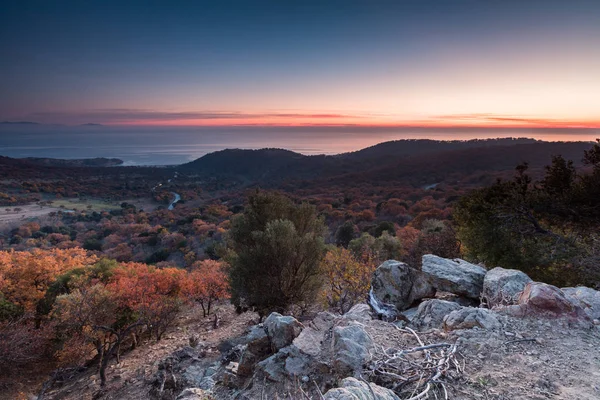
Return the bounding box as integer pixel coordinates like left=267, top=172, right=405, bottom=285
left=0, top=138, right=599, bottom=395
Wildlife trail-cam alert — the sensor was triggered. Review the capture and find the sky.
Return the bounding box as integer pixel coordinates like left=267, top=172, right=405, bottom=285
left=1, top=0, right=600, bottom=129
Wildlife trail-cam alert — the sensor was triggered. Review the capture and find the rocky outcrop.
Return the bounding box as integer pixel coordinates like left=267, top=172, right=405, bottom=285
left=237, top=325, right=271, bottom=377
left=443, top=307, right=501, bottom=331
left=176, top=388, right=213, bottom=400
left=517, top=282, right=588, bottom=316
left=343, top=303, right=373, bottom=322
left=483, top=267, right=532, bottom=307
left=563, top=286, right=600, bottom=320
left=256, top=345, right=312, bottom=382
left=332, top=323, right=374, bottom=376
left=502, top=282, right=592, bottom=326
left=323, top=377, right=400, bottom=400
left=422, top=255, right=486, bottom=299
left=293, top=312, right=336, bottom=357
left=370, top=260, right=435, bottom=314
left=411, top=299, right=462, bottom=329
left=151, top=347, right=219, bottom=398
left=264, top=312, right=304, bottom=351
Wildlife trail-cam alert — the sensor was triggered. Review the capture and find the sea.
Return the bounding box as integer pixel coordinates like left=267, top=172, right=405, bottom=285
left=0, top=125, right=597, bottom=166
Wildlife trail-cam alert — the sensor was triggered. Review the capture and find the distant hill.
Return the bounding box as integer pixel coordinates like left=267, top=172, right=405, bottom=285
left=0, top=156, right=123, bottom=168
left=177, top=138, right=594, bottom=187
left=23, top=157, right=123, bottom=167
left=1, top=121, right=40, bottom=125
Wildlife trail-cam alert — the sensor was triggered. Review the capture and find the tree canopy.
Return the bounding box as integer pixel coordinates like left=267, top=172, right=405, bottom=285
left=227, top=191, right=327, bottom=318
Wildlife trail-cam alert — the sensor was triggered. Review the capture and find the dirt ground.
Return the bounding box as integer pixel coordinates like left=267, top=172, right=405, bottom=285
left=0, top=197, right=159, bottom=228
left=5, top=302, right=600, bottom=400
left=30, top=303, right=258, bottom=400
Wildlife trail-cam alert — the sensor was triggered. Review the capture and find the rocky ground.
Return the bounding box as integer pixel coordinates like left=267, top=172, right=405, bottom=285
left=38, top=255, right=600, bottom=400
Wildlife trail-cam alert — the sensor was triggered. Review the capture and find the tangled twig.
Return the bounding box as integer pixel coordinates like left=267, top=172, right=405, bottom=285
left=364, top=326, right=462, bottom=399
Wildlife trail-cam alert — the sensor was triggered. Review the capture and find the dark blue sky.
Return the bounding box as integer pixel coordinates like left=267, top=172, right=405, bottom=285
left=1, top=0, right=599, bottom=127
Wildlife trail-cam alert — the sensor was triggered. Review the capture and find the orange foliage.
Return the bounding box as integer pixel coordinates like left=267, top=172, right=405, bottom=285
left=183, top=260, right=230, bottom=317
left=320, top=247, right=377, bottom=313
left=0, top=248, right=96, bottom=313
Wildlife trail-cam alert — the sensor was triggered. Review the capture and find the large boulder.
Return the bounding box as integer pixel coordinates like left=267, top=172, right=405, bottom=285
left=503, top=282, right=592, bottom=326
left=443, top=307, right=501, bottom=331
left=332, top=323, right=374, bottom=376
left=237, top=325, right=271, bottom=377
left=323, top=377, right=400, bottom=400
left=264, top=312, right=304, bottom=351
left=370, top=260, right=435, bottom=313
left=411, top=299, right=463, bottom=330
left=256, top=345, right=315, bottom=382
left=343, top=303, right=373, bottom=322
left=293, top=312, right=336, bottom=357
left=422, top=255, right=486, bottom=299
left=562, top=286, right=600, bottom=320
left=483, top=267, right=532, bottom=307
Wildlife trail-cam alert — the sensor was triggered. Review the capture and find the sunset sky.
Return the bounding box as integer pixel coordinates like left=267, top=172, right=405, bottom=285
left=1, top=0, right=599, bottom=128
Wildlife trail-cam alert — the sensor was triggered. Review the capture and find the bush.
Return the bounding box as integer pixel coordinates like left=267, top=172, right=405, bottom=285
left=227, top=191, right=326, bottom=318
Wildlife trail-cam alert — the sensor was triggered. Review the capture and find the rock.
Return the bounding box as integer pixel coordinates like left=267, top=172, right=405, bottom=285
left=399, top=306, right=419, bottom=322
left=507, top=282, right=587, bottom=318
left=264, top=312, right=304, bottom=351
left=332, top=323, right=373, bottom=376
left=152, top=347, right=217, bottom=394
left=483, top=267, right=532, bottom=307
left=256, top=351, right=288, bottom=382
left=344, top=303, right=373, bottom=321
left=323, top=377, right=400, bottom=400
left=176, top=388, right=212, bottom=400
left=256, top=345, right=312, bottom=382
left=293, top=312, right=336, bottom=357
left=411, top=299, right=463, bottom=329
left=237, top=325, right=271, bottom=377
left=503, top=282, right=592, bottom=326
left=422, top=255, right=486, bottom=299
left=443, top=307, right=501, bottom=331
left=562, top=286, right=600, bottom=320
left=370, top=260, right=435, bottom=314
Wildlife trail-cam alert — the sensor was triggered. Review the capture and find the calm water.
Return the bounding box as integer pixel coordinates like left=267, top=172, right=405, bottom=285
left=0, top=126, right=597, bottom=166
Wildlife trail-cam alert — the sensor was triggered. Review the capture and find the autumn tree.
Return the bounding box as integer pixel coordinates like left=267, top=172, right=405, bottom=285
left=320, top=247, right=377, bottom=313
left=0, top=248, right=95, bottom=318
left=53, top=282, right=143, bottom=386
left=227, top=191, right=327, bottom=318
left=183, top=260, right=230, bottom=316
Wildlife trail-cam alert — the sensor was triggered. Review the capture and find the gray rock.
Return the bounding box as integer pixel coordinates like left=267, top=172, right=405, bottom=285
left=411, top=299, right=463, bottom=329
left=483, top=267, right=532, bottom=307
left=344, top=303, right=373, bottom=321
left=284, top=348, right=312, bottom=377
left=237, top=325, right=271, bottom=377
left=563, top=286, right=600, bottom=320
left=443, top=307, right=501, bottom=331
left=264, top=312, right=304, bottom=351
left=370, top=260, right=435, bottom=313
left=293, top=312, right=336, bottom=357
left=256, top=345, right=312, bottom=382
left=176, top=388, right=211, bottom=400
left=332, top=323, right=373, bottom=376
left=422, top=255, right=486, bottom=299
left=399, top=306, right=419, bottom=322
left=323, top=377, right=400, bottom=400
left=256, top=350, right=288, bottom=382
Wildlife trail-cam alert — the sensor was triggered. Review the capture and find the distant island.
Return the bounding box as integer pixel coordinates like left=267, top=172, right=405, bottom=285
left=23, top=157, right=123, bottom=167
left=1, top=121, right=40, bottom=125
